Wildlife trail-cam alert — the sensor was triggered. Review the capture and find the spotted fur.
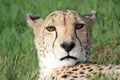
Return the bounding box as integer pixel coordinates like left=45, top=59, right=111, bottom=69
left=52, top=62, right=120, bottom=80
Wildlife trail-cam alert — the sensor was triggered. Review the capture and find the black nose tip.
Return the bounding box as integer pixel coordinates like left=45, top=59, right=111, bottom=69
left=61, top=42, right=75, bottom=53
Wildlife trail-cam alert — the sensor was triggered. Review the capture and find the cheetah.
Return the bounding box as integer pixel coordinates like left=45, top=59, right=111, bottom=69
left=26, top=10, right=120, bottom=80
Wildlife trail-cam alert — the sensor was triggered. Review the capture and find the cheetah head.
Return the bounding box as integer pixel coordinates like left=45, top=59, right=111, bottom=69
left=26, top=10, right=97, bottom=69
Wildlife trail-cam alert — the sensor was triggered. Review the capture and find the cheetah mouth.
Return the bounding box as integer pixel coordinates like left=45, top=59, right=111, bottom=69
left=60, top=56, right=77, bottom=61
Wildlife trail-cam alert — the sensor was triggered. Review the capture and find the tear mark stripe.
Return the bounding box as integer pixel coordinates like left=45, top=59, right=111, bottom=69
left=52, top=30, right=58, bottom=50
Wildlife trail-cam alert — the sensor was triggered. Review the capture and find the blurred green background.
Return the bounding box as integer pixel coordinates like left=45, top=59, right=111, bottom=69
left=0, top=0, right=120, bottom=80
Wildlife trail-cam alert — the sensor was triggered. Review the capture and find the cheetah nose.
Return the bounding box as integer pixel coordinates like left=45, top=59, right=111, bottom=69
left=61, top=42, right=75, bottom=53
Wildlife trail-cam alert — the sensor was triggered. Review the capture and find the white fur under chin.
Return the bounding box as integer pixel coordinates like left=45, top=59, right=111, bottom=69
left=38, top=52, right=78, bottom=80
left=39, top=52, right=77, bottom=69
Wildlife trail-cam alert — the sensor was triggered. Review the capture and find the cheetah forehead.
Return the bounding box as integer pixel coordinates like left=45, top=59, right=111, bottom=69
left=44, top=10, right=84, bottom=25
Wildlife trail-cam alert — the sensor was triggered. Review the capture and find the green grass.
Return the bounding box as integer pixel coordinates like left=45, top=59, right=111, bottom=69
left=0, top=0, right=120, bottom=80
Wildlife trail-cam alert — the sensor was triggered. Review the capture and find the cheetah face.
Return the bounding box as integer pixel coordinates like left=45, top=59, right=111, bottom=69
left=26, top=10, right=96, bottom=67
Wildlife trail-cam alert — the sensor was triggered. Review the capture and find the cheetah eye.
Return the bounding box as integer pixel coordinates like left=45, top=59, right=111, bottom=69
left=75, top=23, right=84, bottom=30
left=46, top=26, right=56, bottom=32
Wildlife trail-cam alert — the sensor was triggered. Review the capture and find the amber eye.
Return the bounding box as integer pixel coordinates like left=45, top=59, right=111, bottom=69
left=75, top=23, right=84, bottom=30
left=46, top=26, right=56, bottom=32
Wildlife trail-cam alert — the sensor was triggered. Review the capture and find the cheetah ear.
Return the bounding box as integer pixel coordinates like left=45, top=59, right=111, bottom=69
left=83, top=10, right=97, bottom=23
left=26, top=13, right=44, bottom=32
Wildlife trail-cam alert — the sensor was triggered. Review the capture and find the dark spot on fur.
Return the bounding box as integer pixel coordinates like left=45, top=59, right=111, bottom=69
left=72, top=69, right=78, bottom=71
left=97, top=65, right=101, bottom=68
left=109, top=66, right=112, bottom=69
left=80, top=76, right=85, bottom=77
left=80, top=71, right=84, bottom=74
left=117, top=67, right=120, bottom=69
left=93, top=62, right=97, bottom=64
left=99, top=68, right=103, bottom=70
left=88, top=69, right=93, bottom=72
left=80, top=65, right=83, bottom=67
left=67, top=71, right=73, bottom=74
left=72, top=76, right=77, bottom=78
left=87, top=67, right=91, bottom=69
left=61, top=74, right=68, bottom=78
left=52, top=77, right=55, bottom=79
left=85, top=64, right=90, bottom=66
left=83, top=68, right=86, bottom=70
